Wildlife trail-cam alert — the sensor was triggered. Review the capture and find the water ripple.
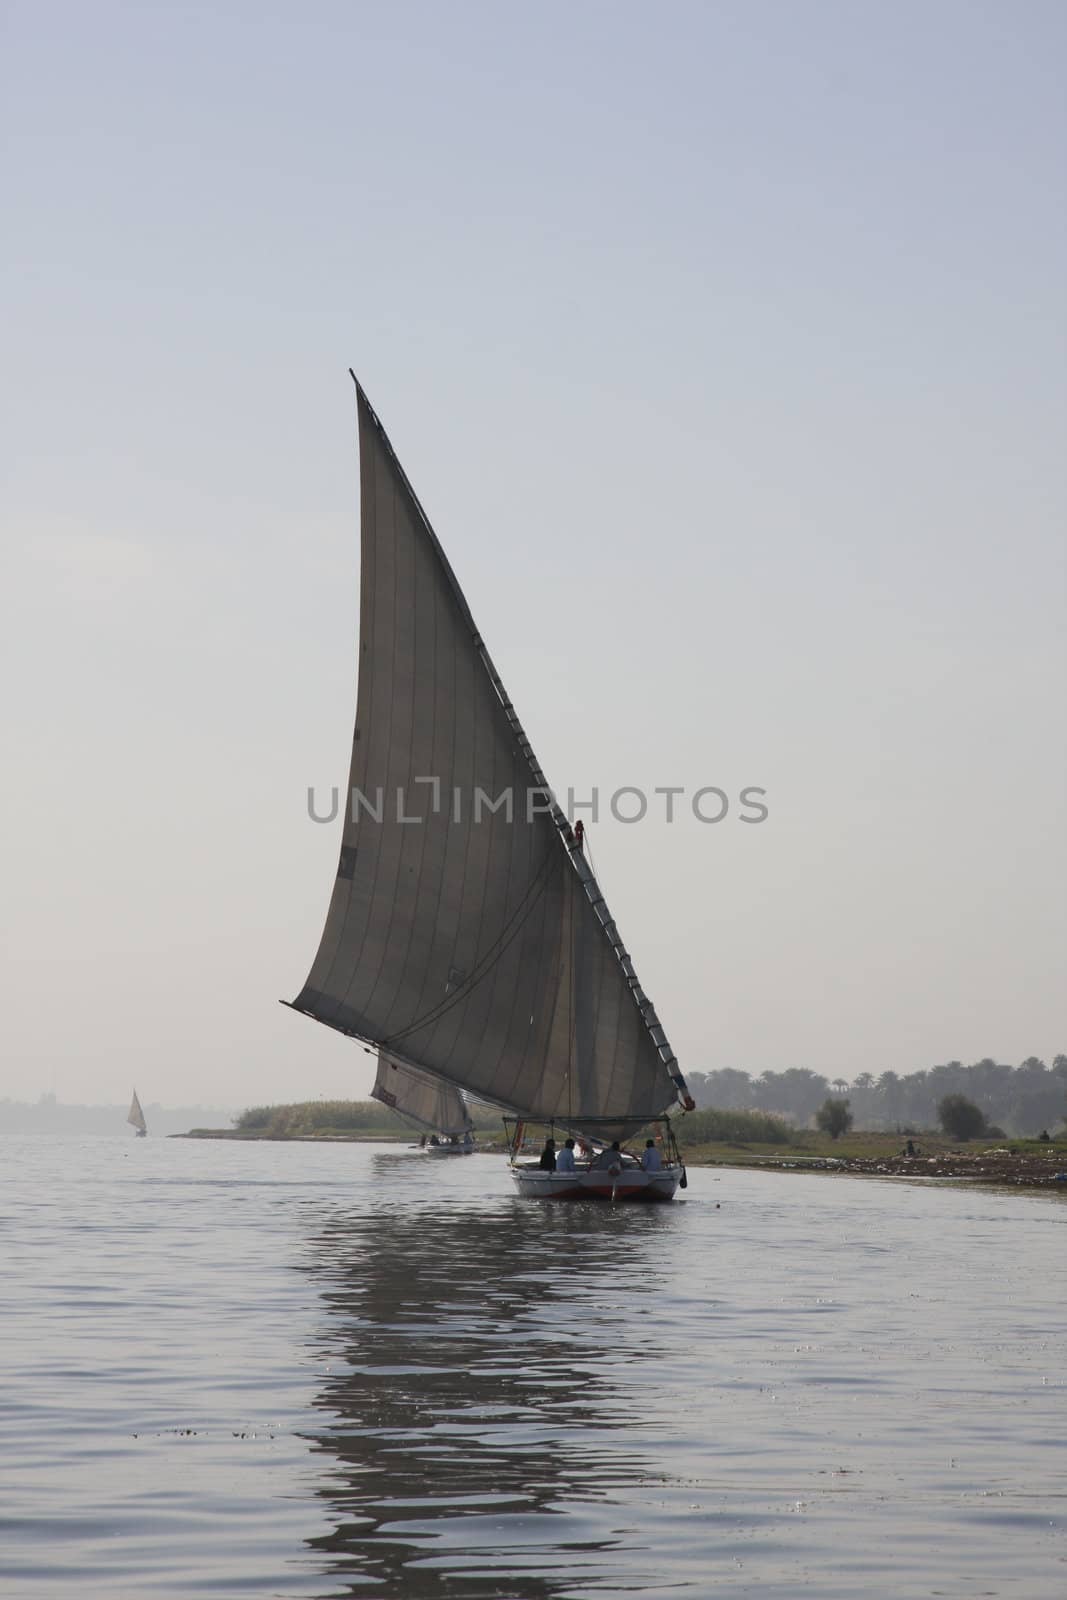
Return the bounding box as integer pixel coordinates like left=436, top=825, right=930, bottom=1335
left=0, top=1135, right=1063, bottom=1597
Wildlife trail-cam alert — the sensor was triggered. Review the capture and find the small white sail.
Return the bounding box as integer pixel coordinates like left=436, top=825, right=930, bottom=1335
left=127, top=1090, right=147, bottom=1136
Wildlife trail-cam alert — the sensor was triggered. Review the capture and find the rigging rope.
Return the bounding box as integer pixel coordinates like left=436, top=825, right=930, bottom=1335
left=582, top=827, right=598, bottom=881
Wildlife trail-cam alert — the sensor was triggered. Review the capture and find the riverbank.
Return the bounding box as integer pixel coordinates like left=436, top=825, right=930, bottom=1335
left=178, top=1127, right=1067, bottom=1187
left=677, top=1134, right=1067, bottom=1189
left=689, top=1150, right=1067, bottom=1187
left=178, top=1128, right=413, bottom=1142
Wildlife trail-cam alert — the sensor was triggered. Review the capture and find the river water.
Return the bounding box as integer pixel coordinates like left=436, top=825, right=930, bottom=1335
left=0, top=1136, right=1062, bottom=1599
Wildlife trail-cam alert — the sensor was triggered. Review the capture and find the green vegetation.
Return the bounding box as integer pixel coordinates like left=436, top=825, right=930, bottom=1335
left=675, top=1107, right=793, bottom=1146
left=192, top=1098, right=1063, bottom=1167
left=673, top=1124, right=911, bottom=1165
left=815, top=1096, right=853, bottom=1139
left=183, top=1102, right=1067, bottom=1187
left=674, top=1126, right=1067, bottom=1171
left=233, top=1100, right=404, bottom=1137
left=213, top=1098, right=506, bottom=1140
left=687, top=1056, right=1066, bottom=1137
left=205, top=1102, right=797, bottom=1148
left=937, top=1093, right=987, bottom=1141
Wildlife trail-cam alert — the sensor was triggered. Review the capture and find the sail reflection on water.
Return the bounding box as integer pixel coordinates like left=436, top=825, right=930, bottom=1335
left=299, top=1170, right=679, bottom=1596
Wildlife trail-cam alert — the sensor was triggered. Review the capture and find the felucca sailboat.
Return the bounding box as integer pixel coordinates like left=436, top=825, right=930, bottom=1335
left=290, top=377, right=694, bottom=1200
left=371, top=1050, right=475, bottom=1154
left=127, top=1090, right=147, bottom=1138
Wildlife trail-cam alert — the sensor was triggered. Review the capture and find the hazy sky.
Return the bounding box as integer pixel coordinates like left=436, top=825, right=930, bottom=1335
left=2, top=1, right=1064, bottom=1110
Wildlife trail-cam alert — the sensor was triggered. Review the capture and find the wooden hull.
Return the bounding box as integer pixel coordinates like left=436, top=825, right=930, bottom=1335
left=509, top=1164, right=681, bottom=1202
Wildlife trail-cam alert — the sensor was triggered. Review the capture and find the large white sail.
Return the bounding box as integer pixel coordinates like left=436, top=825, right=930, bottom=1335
left=292, top=380, right=693, bottom=1141
left=372, top=1051, right=473, bottom=1136
left=127, top=1090, right=147, bottom=1135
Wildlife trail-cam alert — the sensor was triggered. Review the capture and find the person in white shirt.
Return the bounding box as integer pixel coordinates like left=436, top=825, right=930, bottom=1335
left=640, top=1139, right=662, bottom=1172
left=555, top=1138, right=576, bottom=1172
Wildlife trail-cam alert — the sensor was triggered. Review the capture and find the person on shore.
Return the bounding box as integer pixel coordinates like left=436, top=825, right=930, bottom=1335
left=556, top=1138, right=576, bottom=1172
left=538, top=1137, right=557, bottom=1171
left=640, top=1139, right=662, bottom=1172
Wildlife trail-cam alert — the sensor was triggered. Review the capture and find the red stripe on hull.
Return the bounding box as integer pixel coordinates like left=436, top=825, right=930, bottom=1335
left=541, top=1185, right=676, bottom=1203
left=511, top=1175, right=679, bottom=1202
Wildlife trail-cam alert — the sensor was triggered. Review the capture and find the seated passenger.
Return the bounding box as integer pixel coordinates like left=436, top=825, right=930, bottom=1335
left=555, top=1137, right=577, bottom=1172
left=595, top=1140, right=625, bottom=1173
left=538, top=1137, right=557, bottom=1171
left=640, top=1139, right=662, bottom=1172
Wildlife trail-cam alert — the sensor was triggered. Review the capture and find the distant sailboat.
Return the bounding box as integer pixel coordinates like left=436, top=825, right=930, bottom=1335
left=371, top=1051, right=475, bottom=1154
left=290, top=378, right=695, bottom=1200
left=127, top=1090, right=147, bottom=1138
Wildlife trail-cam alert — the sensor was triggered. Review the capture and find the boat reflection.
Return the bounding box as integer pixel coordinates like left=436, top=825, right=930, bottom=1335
left=300, top=1161, right=678, bottom=1597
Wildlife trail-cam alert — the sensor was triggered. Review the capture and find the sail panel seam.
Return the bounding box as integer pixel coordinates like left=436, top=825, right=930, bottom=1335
left=381, top=845, right=560, bottom=1050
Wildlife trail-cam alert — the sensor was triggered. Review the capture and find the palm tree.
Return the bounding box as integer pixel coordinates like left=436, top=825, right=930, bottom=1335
left=878, top=1071, right=903, bottom=1123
